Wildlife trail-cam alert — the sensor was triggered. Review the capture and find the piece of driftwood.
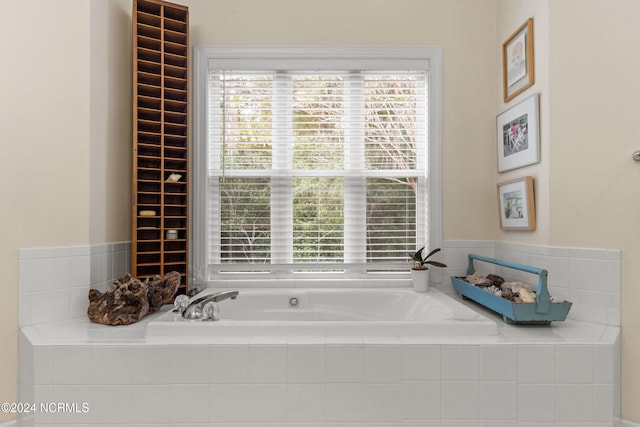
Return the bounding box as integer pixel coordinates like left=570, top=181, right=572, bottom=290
left=147, top=271, right=182, bottom=313
left=87, top=271, right=181, bottom=326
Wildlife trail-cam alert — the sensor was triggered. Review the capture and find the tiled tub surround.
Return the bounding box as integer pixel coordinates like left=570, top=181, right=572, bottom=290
left=19, top=313, right=620, bottom=426
left=18, top=243, right=130, bottom=327
left=17, top=240, right=622, bottom=426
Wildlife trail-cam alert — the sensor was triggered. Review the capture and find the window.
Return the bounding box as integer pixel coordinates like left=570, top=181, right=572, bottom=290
left=193, top=47, right=442, bottom=282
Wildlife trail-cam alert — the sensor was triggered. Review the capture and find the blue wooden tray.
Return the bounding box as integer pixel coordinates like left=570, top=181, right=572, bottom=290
left=450, top=254, right=572, bottom=325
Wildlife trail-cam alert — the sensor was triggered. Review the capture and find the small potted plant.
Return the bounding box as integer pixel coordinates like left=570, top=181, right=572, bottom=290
left=409, top=247, right=447, bottom=292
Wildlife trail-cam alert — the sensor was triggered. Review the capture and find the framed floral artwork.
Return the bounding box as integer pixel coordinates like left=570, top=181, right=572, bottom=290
left=502, top=18, right=535, bottom=102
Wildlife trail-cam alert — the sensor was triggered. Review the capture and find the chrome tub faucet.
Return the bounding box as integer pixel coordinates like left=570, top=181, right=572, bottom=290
left=180, top=290, right=239, bottom=320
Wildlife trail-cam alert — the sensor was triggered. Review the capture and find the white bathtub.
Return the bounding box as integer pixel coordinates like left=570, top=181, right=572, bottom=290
left=145, top=287, right=498, bottom=338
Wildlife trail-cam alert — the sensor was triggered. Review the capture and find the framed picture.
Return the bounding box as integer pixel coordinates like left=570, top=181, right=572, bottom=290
left=502, top=18, right=535, bottom=102
left=497, top=176, right=536, bottom=231
left=497, top=93, right=539, bottom=172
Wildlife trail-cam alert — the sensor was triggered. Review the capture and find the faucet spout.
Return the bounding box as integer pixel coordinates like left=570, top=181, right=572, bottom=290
left=209, top=289, right=239, bottom=302
left=182, top=290, right=239, bottom=319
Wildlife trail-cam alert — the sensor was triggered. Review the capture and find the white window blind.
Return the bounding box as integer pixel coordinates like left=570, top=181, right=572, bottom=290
left=193, top=47, right=441, bottom=281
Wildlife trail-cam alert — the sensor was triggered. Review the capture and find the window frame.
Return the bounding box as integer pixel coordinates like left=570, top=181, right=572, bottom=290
left=193, top=46, right=443, bottom=285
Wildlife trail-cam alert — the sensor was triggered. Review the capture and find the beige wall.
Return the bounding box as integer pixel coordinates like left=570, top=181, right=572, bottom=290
left=547, top=0, right=640, bottom=420
left=182, top=0, right=499, bottom=242
left=89, top=0, right=132, bottom=245
left=496, top=0, right=550, bottom=244
left=0, top=0, right=91, bottom=420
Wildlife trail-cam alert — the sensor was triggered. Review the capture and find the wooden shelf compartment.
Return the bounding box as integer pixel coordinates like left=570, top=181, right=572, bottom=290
left=137, top=23, right=162, bottom=40
left=137, top=35, right=161, bottom=52
left=137, top=48, right=162, bottom=64
left=137, top=60, right=162, bottom=75
left=164, top=110, right=187, bottom=123
left=164, top=87, right=187, bottom=102
left=137, top=169, right=161, bottom=181
left=138, top=84, right=161, bottom=98
left=164, top=99, right=187, bottom=113
left=133, top=0, right=189, bottom=294
left=165, top=52, right=187, bottom=67
left=137, top=12, right=161, bottom=27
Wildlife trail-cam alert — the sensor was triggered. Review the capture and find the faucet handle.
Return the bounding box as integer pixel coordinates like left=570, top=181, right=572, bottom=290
left=173, top=294, right=190, bottom=313
left=202, top=301, right=220, bottom=321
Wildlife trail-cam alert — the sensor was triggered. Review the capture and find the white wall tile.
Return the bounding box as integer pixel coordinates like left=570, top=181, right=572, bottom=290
left=402, top=344, right=440, bottom=381
left=130, top=385, right=171, bottom=424
left=479, top=422, right=519, bottom=427
left=441, top=345, right=479, bottom=381
left=208, top=383, right=248, bottom=423
left=480, top=381, right=516, bottom=419
left=112, top=248, right=128, bottom=279
left=32, top=257, right=70, bottom=292
left=401, top=381, right=440, bottom=419
left=246, top=384, right=287, bottom=422
left=96, top=251, right=112, bottom=284
left=287, top=344, right=325, bottom=383
left=90, top=384, right=131, bottom=424
left=517, top=345, right=555, bottom=384
left=556, top=423, right=596, bottom=427
left=18, top=332, right=34, bottom=403
left=441, top=421, right=480, bottom=427
left=92, top=346, right=132, bottom=385
left=51, top=385, right=93, bottom=425
left=556, top=384, right=594, bottom=422
left=517, top=423, right=555, bottom=427
left=325, top=383, right=364, bottom=421
left=130, top=345, right=172, bottom=385
left=210, top=345, right=249, bottom=383
left=70, top=255, right=91, bottom=287
left=595, top=344, right=615, bottom=384
left=32, top=246, right=71, bottom=259
left=248, top=345, right=287, bottom=383
left=31, top=290, right=69, bottom=324
left=32, top=346, right=53, bottom=385
left=19, top=258, right=33, bottom=293
left=364, top=345, right=402, bottom=383
left=403, top=420, right=441, bottom=427
left=170, top=384, right=209, bottom=423
left=569, top=258, right=610, bottom=292
left=441, top=381, right=480, bottom=419
left=53, top=346, right=92, bottom=385
left=33, top=385, right=54, bottom=425
left=69, top=286, right=89, bottom=319
left=594, top=384, right=614, bottom=422
left=18, top=292, right=32, bottom=327
left=287, top=383, right=325, bottom=422
left=517, top=384, right=555, bottom=422
left=363, top=383, right=402, bottom=422
left=480, top=344, right=516, bottom=381
left=171, top=345, right=211, bottom=384
left=556, top=345, right=594, bottom=383
left=326, top=344, right=364, bottom=383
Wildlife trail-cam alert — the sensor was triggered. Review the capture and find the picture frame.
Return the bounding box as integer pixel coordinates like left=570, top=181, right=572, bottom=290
left=502, top=17, right=535, bottom=103
left=497, top=176, right=536, bottom=231
left=497, top=93, right=539, bottom=172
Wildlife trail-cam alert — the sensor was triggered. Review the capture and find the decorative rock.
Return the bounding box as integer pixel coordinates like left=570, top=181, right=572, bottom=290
left=87, top=271, right=181, bottom=326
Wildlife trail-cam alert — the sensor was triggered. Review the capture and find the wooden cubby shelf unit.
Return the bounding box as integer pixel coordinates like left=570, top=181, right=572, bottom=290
left=132, top=0, right=189, bottom=295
